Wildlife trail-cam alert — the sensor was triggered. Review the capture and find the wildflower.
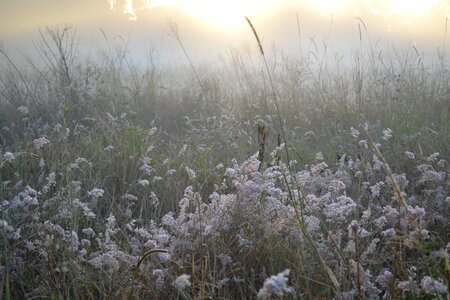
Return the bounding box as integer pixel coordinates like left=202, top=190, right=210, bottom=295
left=374, top=216, right=387, bottom=229
left=405, top=151, right=415, bottom=160
left=148, top=127, right=157, bottom=136
left=140, top=157, right=153, bottom=175
left=382, top=228, right=396, bottom=237
left=418, top=169, right=446, bottom=183
left=348, top=220, right=360, bottom=238
left=232, top=276, right=245, bottom=283
left=350, top=127, right=360, bottom=138
left=217, top=253, right=232, bottom=267
left=370, top=182, right=384, bottom=197
left=311, top=162, right=328, bottom=175
left=72, top=180, right=82, bottom=191
left=382, top=128, right=393, bottom=140
left=324, top=196, right=357, bottom=222
left=88, top=253, right=119, bottom=272
left=238, top=235, right=252, bottom=247
left=42, top=172, right=56, bottom=193
left=342, top=290, right=356, bottom=300
left=158, top=252, right=170, bottom=263
left=329, top=180, right=346, bottom=193
left=372, top=154, right=383, bottom=170
left=408, top=206, right=426, bottom=219
left=17, top=106, right=29, bottom=114
left=71, top=231, right=80, bottom=252
left=122, top=193, right=138, bottom=201
left=3, top=152, right=15, bottom=162
left=106, top=214, right=117, bottom=231
left=437, top=159, right=446, bottom=168
left=217, top=278, right=230, bottom=287
left=53, top=123, right=62, bottom=132
left=150, top=192, right=159, bottom=205
left=153, top=269, right=167, bottom=288
left=137, top=179, right=149, bottom=187
left=427, top=152, right=439, bottom=163
left=25, top=240, right=35, bottom=251
left=106, top=112, right=116, bottom=123
left=52, top=224, right=65, bottom=237
left=257, top=269, right=295, bottom=299
left=185, top=167, right=196, bottom=180
left=166, top=169, right=176, bottom=176
left=33, top=137, right=50, bottom=149
left=421, top=229, right=430, bottom=239
left=225, top=168, right=235, bottom=177
left=269, top=187, right=283, bottom=198
left=345, top=240, right=355, bottom=253
left=397, top=279, right=414, bottom=292
left=305, top=215, right=321, bottom=235
left=82, top=228, right=95, bottom=237
left=88, top=188, right=104, bottom=199
left=359, top=139, right=368, bottom=149
left=421, top=276, right=447, bottom=294
left=315, top=152, right=324, bottom=160
left=10, top=228, right=21, bottom=240
left=173, top=274, right=191, bottom=290
left=153, top=176, right=163, bottom=182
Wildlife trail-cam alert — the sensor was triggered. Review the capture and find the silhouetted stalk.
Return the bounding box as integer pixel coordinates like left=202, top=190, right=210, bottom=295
left=245, top=16, right=343, bottom=298
left=244, top=16, right=303, bottom=220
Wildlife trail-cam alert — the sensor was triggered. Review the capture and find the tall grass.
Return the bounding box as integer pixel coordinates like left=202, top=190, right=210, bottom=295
left=0, top=24, right=449, bottom=299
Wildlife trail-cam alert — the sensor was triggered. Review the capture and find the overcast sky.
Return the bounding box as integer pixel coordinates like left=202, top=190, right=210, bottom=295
left=1, top=0, right=449, bottom=65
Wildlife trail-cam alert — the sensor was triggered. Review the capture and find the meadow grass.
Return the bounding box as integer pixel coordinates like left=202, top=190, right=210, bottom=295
left=0, top=25, right=449, bottom=299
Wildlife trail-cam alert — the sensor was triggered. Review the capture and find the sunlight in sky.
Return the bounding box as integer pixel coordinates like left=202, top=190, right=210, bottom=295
left=1, top=0, right=449, bottom=62
left=316, top=0, right=347, bottom=10
left=179, top=0, right=275, bottom=28
left=109, top=0, right=275, bottom=27
left=108, top=0, right=449, bottom=26
left=365, top=0, right=444, bottom=18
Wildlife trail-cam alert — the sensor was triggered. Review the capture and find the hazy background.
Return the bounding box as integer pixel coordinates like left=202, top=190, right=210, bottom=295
left=1, top=0, right=449, bottom=66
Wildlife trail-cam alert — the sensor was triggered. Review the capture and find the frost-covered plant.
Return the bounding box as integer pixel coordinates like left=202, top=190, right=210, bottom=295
left=257, top=269, right=295, bottom=299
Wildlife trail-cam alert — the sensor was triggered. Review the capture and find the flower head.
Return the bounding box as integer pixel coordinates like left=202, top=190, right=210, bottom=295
left=88, top=188, right=104, bottom=199
left=3, top=152, right=15, bottom=162
left=173, top=274, right=191, bottom=290
left=17, top=106, right=29, bottom=114
left=33, top=137, right=50, bottom=149
left=421, top=276, right=447, bottom=294
left=257, top=269, right=295, bottom=299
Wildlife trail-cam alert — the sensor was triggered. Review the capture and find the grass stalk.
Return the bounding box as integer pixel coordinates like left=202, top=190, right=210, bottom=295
left=363, top=127, right=407, bottom=207
left=169, top=21, right=209, bottom=104
left=245, top=16, right=343, bottom=298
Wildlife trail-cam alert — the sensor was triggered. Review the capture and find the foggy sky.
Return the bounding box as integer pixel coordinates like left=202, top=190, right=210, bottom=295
left=1, top=0, right=449, bottom=66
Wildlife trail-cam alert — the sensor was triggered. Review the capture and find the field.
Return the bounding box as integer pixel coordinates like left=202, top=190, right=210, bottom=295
left=1, top=25, right=449, bottom=299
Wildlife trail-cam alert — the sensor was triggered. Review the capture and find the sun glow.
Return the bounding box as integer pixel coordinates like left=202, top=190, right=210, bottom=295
left=108, top=0, right=449, bottom=26
left=108, top=0, right=275, bottom=28
left=179, top=0, right=274, bottom=28
left=366, top=0, right=443, bottom=18
left=392, top=0, right=441, bottom=16
left=316, top=0, right=346, bottom=10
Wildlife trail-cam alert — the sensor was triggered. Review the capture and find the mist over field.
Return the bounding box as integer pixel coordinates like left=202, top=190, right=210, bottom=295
left=1, top=1, right=449, bottom=299
left=1, top=0, right=450, bottom=65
